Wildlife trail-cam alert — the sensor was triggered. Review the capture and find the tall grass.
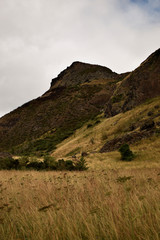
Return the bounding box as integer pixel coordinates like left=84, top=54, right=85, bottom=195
left=0, top=168, right=160, bottom=240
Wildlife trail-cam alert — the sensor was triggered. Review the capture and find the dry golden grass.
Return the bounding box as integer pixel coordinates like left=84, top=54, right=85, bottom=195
left=52, top=97, right=160, bottom=160
left=0, top=166, right=160, bottom=240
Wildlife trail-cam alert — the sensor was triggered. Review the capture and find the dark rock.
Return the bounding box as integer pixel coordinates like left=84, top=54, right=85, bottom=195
left=147, top=111, right=154, bottom=116
left=129, top=124, right=135, bottom=131
left=154, top=105, right=159, bottom=109
left=51, top=61, right=118, bottom=88
left=140, top=120, right=155, bottom=131
left=81, top=152, right=88, bottom=157
left=156, top=121, right=160, bottom=127
left=105, top=48, right=160, bottom=118
left=100, top=130, right=155, bottom=153
left=155, top=112, right=160, bottom=118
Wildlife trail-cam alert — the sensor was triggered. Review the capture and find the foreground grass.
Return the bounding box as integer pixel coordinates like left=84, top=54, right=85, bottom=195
left=0, top=167, right=160, bottom=240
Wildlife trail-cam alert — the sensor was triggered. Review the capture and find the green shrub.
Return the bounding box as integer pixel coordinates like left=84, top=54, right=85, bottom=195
left=0, top=154, right=88, bottom=171
left=0, top=157, right=12, bottom=170
left=74, top=156, right=88, bottom=171
left=56, top=159, right=75, bottom=171
left=119, top=144, right=134, bottom=161
left=43, top=154, right=56, bottom=169
left=26, top=161, right=44, bottom=170
left=65, top=160, right=75, bottom=171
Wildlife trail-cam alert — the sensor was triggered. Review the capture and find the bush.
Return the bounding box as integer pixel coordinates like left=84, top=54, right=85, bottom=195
left=26, top=161, right=44, bottom=170
left=0, top=154, right=88, bottom=171
left=0, top=152, right=20, bottom=170
left=0, top=157, right=12, bottom=170
left=65, top=160, right=75, bottom=171
left=43, top=154, right=56, bottom=169
left=74, top=156, right=88, bottom=171
left=119, top=144, right=134, bottom=161
left=56, top=159, right=75, bottom=171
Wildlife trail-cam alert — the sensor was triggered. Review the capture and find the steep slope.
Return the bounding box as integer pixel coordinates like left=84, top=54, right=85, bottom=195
left=0, top=62, right=121, bottom=154
left=105, top=48, right=160, bottom=117
left=52, top=96, right=160, bottom=160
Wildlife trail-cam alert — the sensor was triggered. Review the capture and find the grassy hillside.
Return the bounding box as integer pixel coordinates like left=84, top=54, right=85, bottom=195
left=0, top=77, right=118, bottom=155
left=52, top=97, right=160, bottom=163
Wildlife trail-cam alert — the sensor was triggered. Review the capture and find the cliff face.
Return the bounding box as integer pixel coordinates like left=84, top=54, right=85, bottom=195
left=105, top=48, right=160, bottom=117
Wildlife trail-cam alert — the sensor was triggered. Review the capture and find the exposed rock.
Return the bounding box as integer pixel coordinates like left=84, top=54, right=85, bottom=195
left=156, top=121, right=160, bottom=127
left=129, top=124, right=136, bottom=131
left=51, top=61, right=118, bottom=88
left=100, top=130, right=155, bottom=153
left=81, top=151, right=88, bottom=157
left=147, top=111, right=154, bottom=116
left=105, top=48, right=160, bottom=117
left=154, top=105, right=159, bottom=109
left=140, top=120, right=155, bottom=131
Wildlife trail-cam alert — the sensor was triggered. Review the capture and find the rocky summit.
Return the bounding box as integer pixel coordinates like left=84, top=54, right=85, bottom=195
left=0, top=48, right=159, bottom=155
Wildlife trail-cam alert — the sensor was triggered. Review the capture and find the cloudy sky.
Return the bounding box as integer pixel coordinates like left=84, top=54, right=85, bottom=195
left=0, top=0, right=160, bottom=117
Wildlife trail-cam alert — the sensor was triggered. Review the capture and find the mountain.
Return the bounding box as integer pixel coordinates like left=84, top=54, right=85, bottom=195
left=105, top=48, right=160, bottom=117
left=0, top=49, right=159, bottom=155
left=0, top=61, right=122, bottom=154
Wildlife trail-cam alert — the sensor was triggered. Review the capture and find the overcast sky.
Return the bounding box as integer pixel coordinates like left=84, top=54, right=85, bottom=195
left=0, top=0, right=160, bottom=117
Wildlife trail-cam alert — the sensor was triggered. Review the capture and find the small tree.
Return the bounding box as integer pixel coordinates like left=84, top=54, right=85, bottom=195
left=75, top=156, right=88, bottom=171
left=119, top=144, right=134, bottom=161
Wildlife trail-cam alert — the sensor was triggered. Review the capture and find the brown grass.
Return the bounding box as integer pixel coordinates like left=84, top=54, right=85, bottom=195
left=0, top=163, right=160, bottom=240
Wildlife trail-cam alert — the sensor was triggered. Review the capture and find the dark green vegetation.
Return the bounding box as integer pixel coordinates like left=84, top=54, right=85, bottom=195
left=0, top=154, right=88, bottom=171
left=119, top=144, right=134, bottom=161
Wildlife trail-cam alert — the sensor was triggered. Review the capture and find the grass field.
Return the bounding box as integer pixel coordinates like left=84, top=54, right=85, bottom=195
left=0, top=160, right=160, bottom=240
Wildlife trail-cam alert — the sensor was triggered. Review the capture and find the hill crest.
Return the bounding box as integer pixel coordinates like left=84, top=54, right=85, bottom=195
left=50, top=61, right=118, bottom=88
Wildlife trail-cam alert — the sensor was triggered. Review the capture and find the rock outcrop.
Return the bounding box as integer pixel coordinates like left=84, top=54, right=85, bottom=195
left=50, top=61, right=118, bottom=88
left=105, top=48, right=160, bottom=117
